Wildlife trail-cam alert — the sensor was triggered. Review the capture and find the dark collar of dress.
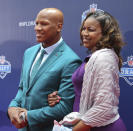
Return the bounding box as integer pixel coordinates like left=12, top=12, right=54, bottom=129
left=84, top=54, right=91, bottom=63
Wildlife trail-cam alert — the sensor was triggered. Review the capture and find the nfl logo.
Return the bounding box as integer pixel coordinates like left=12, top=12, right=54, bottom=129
left=0, top=56, right=5, bottom=64
left=0, top=55, right=11, bottom=79
left=127, top=56, right=133, bottom=67
left=81, top=3, right=104, bottom=23
left=90, top=3, right=97, bottom=12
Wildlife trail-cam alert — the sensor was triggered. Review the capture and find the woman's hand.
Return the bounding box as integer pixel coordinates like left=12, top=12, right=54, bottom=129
left=61, top=112, right=81, bottom=126
left=73, top=121, right=91, bottom=131
left=48, top=91, right=61, bottom=106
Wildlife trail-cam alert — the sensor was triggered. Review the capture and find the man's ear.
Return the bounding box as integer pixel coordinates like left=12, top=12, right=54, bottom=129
left=57, top=23, right=63, bottom=32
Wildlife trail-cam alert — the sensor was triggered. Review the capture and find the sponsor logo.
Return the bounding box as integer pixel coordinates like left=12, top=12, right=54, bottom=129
left=0, top=56, right=11, bottom=79
left=18, top=20, right=35, bottom=27
left=120, top=55, right=133, bottom=86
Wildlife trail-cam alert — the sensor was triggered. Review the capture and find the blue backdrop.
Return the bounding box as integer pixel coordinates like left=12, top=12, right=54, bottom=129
left=0, top=0, right=132, bottom=130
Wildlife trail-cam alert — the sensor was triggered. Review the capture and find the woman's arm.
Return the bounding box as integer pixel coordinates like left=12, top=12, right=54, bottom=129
left=73, top=120, right=91, bottom=131
left=48, top=91, right=61, bottom=106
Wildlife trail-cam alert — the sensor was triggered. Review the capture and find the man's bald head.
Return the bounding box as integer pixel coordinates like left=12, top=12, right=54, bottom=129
left=38, top=8, right=64, bottom=24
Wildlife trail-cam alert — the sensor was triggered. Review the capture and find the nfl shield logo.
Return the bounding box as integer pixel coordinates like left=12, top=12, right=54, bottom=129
left=120, top=55, right=133, bottom=86
left=0, top=56, right=11, bottom=79
left=90, top=3, right=97, bottom=12
left=81, top=3, right=104, bottom=23
left=127, top=56, right=133, bottom=67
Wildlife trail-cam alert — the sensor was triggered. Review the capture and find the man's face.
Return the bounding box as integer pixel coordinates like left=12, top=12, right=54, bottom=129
left=34, top=11, right=59, bottom=46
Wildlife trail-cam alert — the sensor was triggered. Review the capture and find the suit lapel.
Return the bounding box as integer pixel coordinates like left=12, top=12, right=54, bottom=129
left=25, top=45, right=40, bottom=88
left=27, top=41, right=65, bottom=94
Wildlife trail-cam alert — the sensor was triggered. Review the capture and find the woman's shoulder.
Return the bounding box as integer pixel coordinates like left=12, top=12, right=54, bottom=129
left=87, top=48, right=119, bottom=71
left=92, top=48, right=118, bottom=62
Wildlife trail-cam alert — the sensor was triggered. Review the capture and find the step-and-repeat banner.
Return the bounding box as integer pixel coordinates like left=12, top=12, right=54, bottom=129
left=0, top=0, right=132, bottom=130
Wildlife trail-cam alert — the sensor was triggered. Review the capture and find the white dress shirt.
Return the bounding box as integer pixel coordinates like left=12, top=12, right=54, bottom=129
left=30, top=37, right=63, bottom=76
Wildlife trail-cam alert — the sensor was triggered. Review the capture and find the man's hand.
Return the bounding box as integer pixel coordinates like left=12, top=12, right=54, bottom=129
left=8, top=107, right=28, bottom=129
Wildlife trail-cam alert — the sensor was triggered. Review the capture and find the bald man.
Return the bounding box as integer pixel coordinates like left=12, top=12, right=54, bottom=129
left=8, top=8, right=81, bottom=131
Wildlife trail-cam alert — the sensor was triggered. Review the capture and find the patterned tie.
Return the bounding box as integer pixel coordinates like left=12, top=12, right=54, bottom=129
left=30, top=49, right=45, bottom=84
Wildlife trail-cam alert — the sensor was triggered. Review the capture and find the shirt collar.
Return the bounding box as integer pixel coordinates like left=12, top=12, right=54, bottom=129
left=40, top=37, right=63, bottom=54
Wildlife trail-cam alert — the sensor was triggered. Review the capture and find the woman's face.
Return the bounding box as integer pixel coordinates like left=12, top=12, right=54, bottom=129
left=81, top=17, right=102, bottom=52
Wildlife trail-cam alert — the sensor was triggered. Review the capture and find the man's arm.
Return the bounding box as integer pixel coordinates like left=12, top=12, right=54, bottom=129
left=8, top=55, right=25, bottom=128
left=27, top=60, right=81, bottom=126
left=8, top=53, right=25, bottom=108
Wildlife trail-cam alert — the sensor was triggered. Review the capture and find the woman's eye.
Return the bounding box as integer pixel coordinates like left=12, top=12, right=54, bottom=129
left=87, top=28, right=95, bottom=32
left=82, top=27, right=86, bottom=31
